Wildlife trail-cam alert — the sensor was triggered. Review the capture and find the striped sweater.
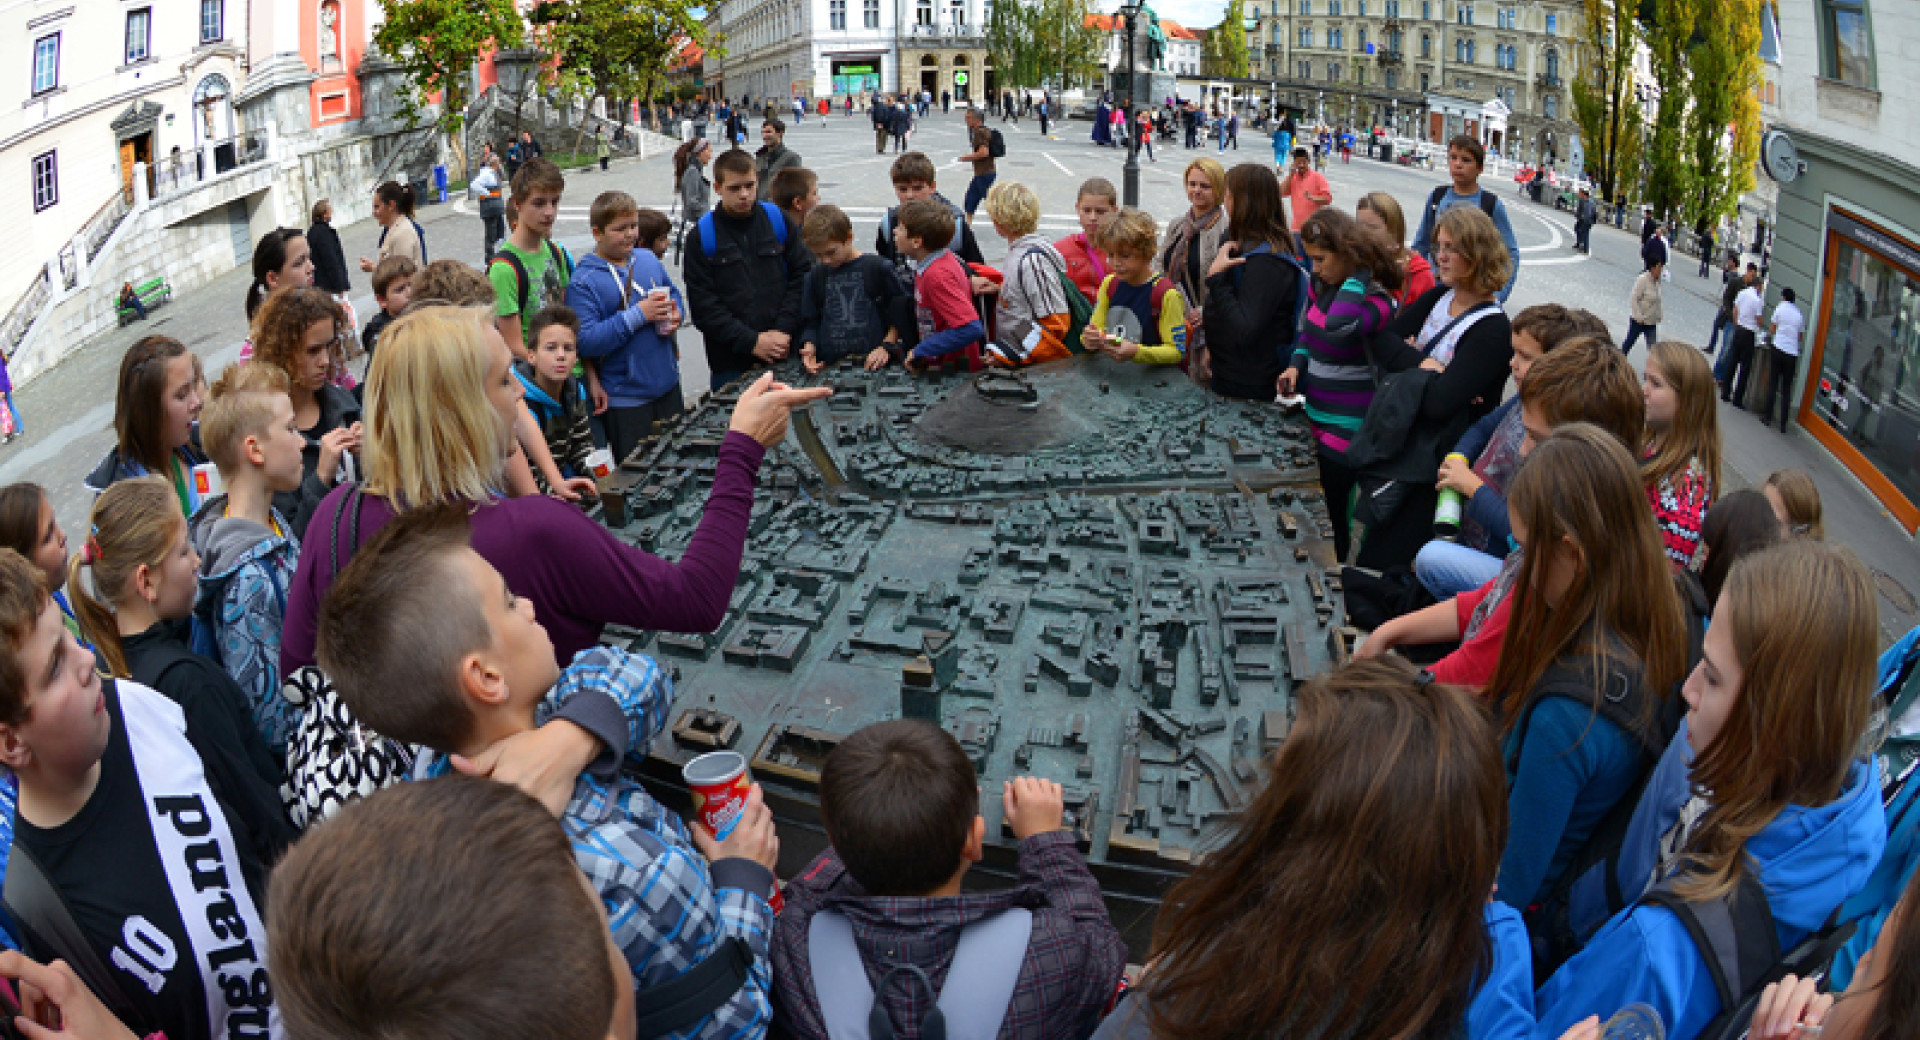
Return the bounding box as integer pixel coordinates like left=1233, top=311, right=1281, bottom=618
left=1289, top=270, right=1397, bottom=451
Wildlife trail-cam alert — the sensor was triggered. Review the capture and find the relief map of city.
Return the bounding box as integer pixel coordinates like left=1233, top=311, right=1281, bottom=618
left=596, top=354, right=1353, bottom=938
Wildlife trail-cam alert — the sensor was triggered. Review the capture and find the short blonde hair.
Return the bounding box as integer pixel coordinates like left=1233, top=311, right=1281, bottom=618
left=1182, top=157, right=1227, bottom=202
left=364, top=306, right=510, bottom=510
left=1095, top=208, right=1159, bottom=260
left=202, top=363, right=292, bottom=474
left=1435, top=206, right=1512, bottom=296
left=983, top=181, right=1040, bottom=238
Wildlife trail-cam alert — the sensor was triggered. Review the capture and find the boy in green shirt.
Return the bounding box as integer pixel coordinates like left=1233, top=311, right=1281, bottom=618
left=489, top=157, right=576, bottom=360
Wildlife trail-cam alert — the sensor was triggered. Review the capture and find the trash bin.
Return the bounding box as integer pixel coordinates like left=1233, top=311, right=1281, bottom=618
left=1380, top=143, right=1394, bottom=164
left=432, top=165, right=449, bottom=204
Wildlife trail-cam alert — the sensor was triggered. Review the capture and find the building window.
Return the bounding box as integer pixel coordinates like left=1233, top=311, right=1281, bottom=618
left=865, top=0, right=879, bottom=27
left=1459, top=2, right=1473, bottom=24
left=1386, top=69, right=1398, bottom=88
left=1300, top=25, right=1312, bottom=46
left=1358, top=0, right=1366, bottom=13
left=949, top=0, right=963, bottom=26
left=1329, top=61, right=1341, bottom=80
left=1358, top=27, right=1367, bottom=50
left=1544, top=93, right=1557, bottom=118
left=125, top=9, right=151, bottom=64
left=1329, top=0, right=1341, bottom=13
left=1299, top=0, right=1310, bottom=13
left=1330, top=27, right=1342, bottom=48
left=31, top=34, right=58, bottom=95
left=200, top=0, right=223, bottom=42
left=1300, top=59, right=1312, bottom=78
left=1387, top=0, right=1399, bottom=14
left=1421, top=71, right=1430, bottom=90
left=1820, top=0, right=1876, bottom=87
left=1421, top=32, right=1430, bottom=56
left=917, top=0, right=932, bottom=25
left=830, top=0, right=844, bottom=29
left=1545, top=12, right=1555, bottom=35
left=1422, top=0, right=1430, bottom=17
left=30, top=151, right=56, bottom=211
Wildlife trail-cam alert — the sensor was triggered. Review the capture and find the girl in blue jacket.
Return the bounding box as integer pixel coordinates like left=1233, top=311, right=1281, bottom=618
left=1496, top=539, right=1887, bottom=1040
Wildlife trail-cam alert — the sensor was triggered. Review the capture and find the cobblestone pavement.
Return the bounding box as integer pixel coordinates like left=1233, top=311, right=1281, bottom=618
left=9, top=110, right=1916, bottom=639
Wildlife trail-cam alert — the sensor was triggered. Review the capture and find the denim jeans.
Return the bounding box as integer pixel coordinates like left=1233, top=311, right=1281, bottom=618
left=1414, top=539, right=1504, bottom=599
left=1622, top=320, right=1658, bottom=357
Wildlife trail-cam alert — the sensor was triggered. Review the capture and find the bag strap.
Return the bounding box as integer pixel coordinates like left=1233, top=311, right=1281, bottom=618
left=327, top=485, right=364, bottom=581
left=1421, top=298, right=1500, bottom=357
left=3, top=813, right=143, bottom=1027
left=630, top=935, right=755, bottom=1038
left=809, top=912, right=874, bottom=1040
left=1640, top=870, right=1781, bottom=1027
left=491, top=249, right=532, bottom=316
left=936, top=908, right=1032, bottom=1040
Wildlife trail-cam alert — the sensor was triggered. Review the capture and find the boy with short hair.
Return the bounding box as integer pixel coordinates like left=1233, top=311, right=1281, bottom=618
left=490, top=157, right=577, bottom=359
left=771, top=719, right=1127, bottom=1040
left=979, top=181, right=1074, bottom=366
left=874, top=152, right=985, bottom=287
left=0, top=549, right=293, bottom=1040
left=515, top=305, right=595, bottom=495
left=1080, top=208, right=1187, bottom=367
left=270, top=777, right=637, bottom=1040
left=1409, top=135, right=1521, bottom=302
left=316, top=506, right=781, bottom=1040
left=798, top=204, right=906, bottom=373
left=769, top=166, right=820, bottom=228
left=1417, top=305, right=1612, bottom=599
left=566, top=190, right=686, bottom=464
left=893, top=199, right=986, bottom=373
left=683, top=148, right=813, bottom=391
left=188, top=362, right=306, bottom=754
left=363, top=255, right=417, bottom=357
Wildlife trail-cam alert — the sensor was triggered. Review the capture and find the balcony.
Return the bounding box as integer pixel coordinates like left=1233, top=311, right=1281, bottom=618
left=1534, top=72, right=1561, bottom=90
left=906, top=23, right=984, bottom=46
left=1383, top=16, right=1403, bottom=30
left=1376, top=49, right=1403, bottom=66
left=1266, top=44, right=1283, bottom=57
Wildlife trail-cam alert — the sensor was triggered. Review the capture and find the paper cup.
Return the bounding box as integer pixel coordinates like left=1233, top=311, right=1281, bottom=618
left=683, top=750, right=751, bottom=841
left=587, top=448, right=615, bottom=480
left=648, top=287, right=675, bottom=336
left=191, top=463, right=225, bottom=505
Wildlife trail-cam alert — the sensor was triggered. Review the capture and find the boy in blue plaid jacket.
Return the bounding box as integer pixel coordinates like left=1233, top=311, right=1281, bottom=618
left=316, top=505, right=780, bottom=1040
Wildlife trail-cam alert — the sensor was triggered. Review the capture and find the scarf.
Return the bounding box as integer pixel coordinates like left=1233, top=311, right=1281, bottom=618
left=1164, top=206, right=1223, bottom=305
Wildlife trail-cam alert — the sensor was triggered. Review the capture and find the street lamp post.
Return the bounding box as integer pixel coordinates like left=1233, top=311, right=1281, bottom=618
left=1120, top=1, right=1142, bottom=207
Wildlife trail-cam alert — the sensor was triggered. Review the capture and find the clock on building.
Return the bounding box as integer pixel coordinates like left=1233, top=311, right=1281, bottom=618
left=1761, top=128, right=1800, bottom=183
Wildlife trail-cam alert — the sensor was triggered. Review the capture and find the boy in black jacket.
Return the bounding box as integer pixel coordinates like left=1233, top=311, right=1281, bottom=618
left=682, top=148, right=813, bottom=391
left=799, top=205, right=906, bottom=372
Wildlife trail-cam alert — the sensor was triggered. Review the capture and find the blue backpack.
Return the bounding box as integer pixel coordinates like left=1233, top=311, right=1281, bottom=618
left=697, top=201, right=789, bottom=260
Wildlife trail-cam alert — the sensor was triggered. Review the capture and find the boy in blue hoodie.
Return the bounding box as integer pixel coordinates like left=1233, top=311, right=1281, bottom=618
left=187, top=362, right=305, bottom=755
left=567, top=191, right=685, bottom=465
left=515, top=305, right=594, bottom=498
left=318, top=504, right=781, bottom=1040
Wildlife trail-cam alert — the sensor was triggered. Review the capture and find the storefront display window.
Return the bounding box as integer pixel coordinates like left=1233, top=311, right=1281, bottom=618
left=1808, top=217, right=1920, bottom=521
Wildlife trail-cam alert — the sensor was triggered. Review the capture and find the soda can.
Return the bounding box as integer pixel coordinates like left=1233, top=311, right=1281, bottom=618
left=648, top=286, right=675, bottom=337
left=190, top=463, right=225, bottom=507
left=683, top=750, right=751, bottom=841
left=587, top=448, right=615, bottom=480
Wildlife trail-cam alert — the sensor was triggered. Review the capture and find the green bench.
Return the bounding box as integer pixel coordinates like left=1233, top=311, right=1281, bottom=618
left=116, top=276, right=172, bottom=326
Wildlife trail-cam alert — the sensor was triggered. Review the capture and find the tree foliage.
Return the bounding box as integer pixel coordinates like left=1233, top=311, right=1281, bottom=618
left=532, top=0, right=705, bottom=147
left=1642, top=0, right=1696, bottom=224
left=372, top=0, right=525, bottom=172
left=1204, top=11, right=1251, bottom=79
left=1571, top=0, right=1640, bottom=203
left=1683, top=0, right=1762, bottom=226
left=987, top=0, right=1105, bottom=92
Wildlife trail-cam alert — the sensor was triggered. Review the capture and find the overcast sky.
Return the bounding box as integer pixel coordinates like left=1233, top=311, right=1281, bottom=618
left=1103, top=0, right=1233, bottom=30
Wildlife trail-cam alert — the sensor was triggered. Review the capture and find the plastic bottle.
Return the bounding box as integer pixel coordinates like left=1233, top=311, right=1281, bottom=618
left=1434, top=452, right=1469, bottom=536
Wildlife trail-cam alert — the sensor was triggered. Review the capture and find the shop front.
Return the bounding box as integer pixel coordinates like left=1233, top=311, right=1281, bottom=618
left=1799, top=208, right=1920, bottom=531
left=831, top=58, right=883, bottom=97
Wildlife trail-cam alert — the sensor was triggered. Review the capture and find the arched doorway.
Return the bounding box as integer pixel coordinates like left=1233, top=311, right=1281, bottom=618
left=193, top=74, right=234, bottom=145
left=921, top=54, right=939, bottom=95
left=953, top=54, right=970, bottom=102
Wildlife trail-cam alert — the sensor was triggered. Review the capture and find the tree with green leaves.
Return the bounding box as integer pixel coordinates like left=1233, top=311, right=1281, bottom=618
left=371, top=0, right=525, bottom=178
left=1642, top=0, right=1697, bottom=225
left=1204, top=11, right=1251, bottom=79
left=987, top=0, right=1104, bottom=93
left=532, top=0, right=704, bottom=153
left=1571, top=0, right=1639, bottom=205
left=1682, top=0, right=1762, bottom=227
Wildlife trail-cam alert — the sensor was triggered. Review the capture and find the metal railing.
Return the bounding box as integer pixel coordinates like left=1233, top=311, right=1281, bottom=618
left=79, top=191, right=132, bottom=263
left=150, top=127, right=272, bottom=202
left=0, top=268, right=50, bottom=357
left=1534, top=72, right=1561, bottom=89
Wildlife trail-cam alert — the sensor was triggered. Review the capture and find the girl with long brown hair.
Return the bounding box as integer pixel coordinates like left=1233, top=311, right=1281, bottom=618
left=1484, top=424, right=1686, bottom=914
left=247, top=286, right=363, bottom=538
left=66, top=476, right=282, bottom=792
left=82, top=335, right=207, bottom=516
left=1642, top=340, right=1722, bottom=567
left=1356, top=190, right=1435, bottom=307
left=1527, top=540, right=1885, bottom=1040
left=0, top=482, right=79, bottom=644
left=1198, top=163, right=1304, bottom=401
left=1095, top=657, right=1511, bottom=1040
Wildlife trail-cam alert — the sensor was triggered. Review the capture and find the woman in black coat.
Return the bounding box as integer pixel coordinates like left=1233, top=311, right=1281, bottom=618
left=306, top=200, right=353, bottom=296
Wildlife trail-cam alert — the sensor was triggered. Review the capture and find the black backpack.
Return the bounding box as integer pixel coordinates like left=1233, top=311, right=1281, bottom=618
left=1423, top=184, right=1499, bottom=240
left=1641, top=873, right=1857, bottom=1040
left=988, top=128, right=1007, bottom=158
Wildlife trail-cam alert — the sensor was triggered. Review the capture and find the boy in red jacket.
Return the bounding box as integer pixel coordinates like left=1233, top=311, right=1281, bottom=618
left=893, top=199, right=985, bottom=373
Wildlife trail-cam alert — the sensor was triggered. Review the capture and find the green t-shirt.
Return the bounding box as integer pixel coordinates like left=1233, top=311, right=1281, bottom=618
left=488, top=239, right=574, bottom=347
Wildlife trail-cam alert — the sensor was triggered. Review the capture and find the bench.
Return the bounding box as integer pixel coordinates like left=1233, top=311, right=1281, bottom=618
left=116, top=276, right=172, bottom=326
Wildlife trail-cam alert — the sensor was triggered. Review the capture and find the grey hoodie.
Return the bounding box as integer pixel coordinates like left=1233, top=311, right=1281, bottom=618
left=188, top=495, right=302, bottom=754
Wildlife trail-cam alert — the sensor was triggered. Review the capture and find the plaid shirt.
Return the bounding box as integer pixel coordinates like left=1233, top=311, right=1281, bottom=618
left=771, top=831, right=1126, bottom=1040
left=426, top=647, right=776, bottom=1040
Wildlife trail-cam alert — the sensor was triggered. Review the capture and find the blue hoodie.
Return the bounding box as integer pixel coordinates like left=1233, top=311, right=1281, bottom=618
left=1508, top=758, right=1887, bottom=1040
left=564, top=249, right=684, bottom=407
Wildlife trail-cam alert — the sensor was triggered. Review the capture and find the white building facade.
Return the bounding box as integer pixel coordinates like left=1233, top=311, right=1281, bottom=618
left=706, top=0, right=1007, bottom=105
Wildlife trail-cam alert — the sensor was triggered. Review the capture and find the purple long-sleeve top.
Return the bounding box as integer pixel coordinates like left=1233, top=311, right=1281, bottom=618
left=280, top=431, right=766, bottom=673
